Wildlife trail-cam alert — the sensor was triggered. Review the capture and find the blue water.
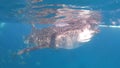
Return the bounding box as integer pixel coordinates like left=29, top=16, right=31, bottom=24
left=0, top=0, right=120, bottom=68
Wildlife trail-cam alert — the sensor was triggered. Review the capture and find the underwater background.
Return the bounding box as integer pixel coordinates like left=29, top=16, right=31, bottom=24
left=0, top=0, right=120, bottom=68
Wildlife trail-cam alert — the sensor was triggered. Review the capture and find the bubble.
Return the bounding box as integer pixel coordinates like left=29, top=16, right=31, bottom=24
left=0, top=22, right=6, bottom=29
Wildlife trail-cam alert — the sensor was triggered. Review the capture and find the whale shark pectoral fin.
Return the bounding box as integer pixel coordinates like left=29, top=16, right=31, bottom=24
left=17, top=44, right=48, bottom=55
left=17, top=50, right=24, bottom=55
left=17, top=48, right=30, bottom=55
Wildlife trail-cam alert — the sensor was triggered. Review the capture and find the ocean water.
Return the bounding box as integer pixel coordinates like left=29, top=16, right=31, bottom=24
left=0, top=0, right=120, bottom=68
